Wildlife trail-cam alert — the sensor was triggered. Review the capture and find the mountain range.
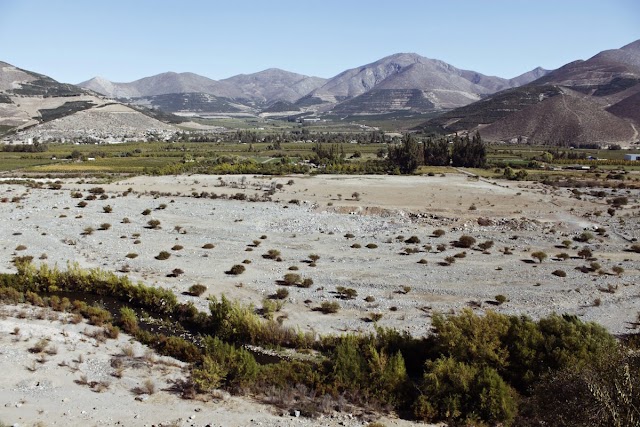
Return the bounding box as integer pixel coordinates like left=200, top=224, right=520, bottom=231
left=2, top=39, right=640, bottom=146
left=77, top=54, right=548, bottom=116
left=419, top=40, right=640, bottom=146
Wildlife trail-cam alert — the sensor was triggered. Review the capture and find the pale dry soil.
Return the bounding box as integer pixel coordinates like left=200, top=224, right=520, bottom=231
left=0, top=305, right=412, bottom=427
left=0, top=173, right=638, bottom=425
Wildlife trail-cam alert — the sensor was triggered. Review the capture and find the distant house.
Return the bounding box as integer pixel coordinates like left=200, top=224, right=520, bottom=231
left=624, top=153, right=640, bottom=161
left=87, top=157, right=96, bottom=161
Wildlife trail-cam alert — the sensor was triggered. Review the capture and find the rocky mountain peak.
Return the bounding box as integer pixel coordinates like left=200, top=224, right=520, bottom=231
left=621, top=39, right=640, bottom=53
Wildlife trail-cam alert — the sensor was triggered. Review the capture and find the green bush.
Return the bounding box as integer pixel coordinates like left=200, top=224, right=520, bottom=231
left=319, top=301, right=340, bottom=314
left=188, top=283, right=207, bottom=296
left=611, top=266, right=624, bottom=276
left=574, top=232, right=593, bottom=243
left=261, top=298, right=283, bottom=320
left=369, top=312, right=383, bottom=322
left=83, top=304, right=113, bottom=326
left=263, top=249, right=281, bottom=260
left=275, top=288, right=289, bottom=299
left=197, top=336, right=259, bottom=391
left=336, top=286, right=357, bottom=299
left=226, top=264, right=246, bottom=275
left=456, top=235, right=476, bottom=248
left=104, top=323, right=120, bottom=339
left=415, top=357, right=517, bottom=425
left=0, top=287, right=23, bottom=304
left=119, top=307, right=139, bottom=334
left=89, top=187, right=105, bottom=195
left=299, top=278, right=314, bottom=288
left=282, top=273, right=301, bottom=286
left=478, top=240, right=494, bottom=251
left=531, top=251, right=547, bottom=263
left=552, top=269, right=567, bottom=277
left=191, top=354, right=225, bottom=392
left=12, top=255, right=33, bottom=266
left=158, top=335, right=201, bottom=363
left=577, top=247, right=593, bottom=259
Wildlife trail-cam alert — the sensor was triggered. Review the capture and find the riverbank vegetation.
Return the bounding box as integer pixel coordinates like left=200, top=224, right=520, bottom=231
left=0, top=261, right=638, bottom=426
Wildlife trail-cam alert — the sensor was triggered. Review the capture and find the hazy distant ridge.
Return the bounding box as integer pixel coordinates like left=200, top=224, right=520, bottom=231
left=77, top=54, right=548, bottom=114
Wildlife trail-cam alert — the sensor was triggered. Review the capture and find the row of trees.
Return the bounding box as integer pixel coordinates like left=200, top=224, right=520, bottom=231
left=388, top=132, right=486, bottom=173
left=178, top=129, right=398, bottom=145
left=2, top=139, right=48, bottom=152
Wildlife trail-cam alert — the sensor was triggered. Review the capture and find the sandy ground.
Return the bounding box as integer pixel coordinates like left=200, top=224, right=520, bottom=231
left=0, top=172, right=638, bottom=425
left=1, top=173, right=637, bottom=335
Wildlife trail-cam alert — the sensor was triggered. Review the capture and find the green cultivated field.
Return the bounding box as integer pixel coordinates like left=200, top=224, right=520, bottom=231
left=0, top=157, right=57, bottom=171
left=1, top=140, right=638, bottom=180
left=29, top=156, right=183, bottom=173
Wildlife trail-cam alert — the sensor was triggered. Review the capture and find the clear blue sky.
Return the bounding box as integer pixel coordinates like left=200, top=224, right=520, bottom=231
left=1, top=0, right=638, bottom=83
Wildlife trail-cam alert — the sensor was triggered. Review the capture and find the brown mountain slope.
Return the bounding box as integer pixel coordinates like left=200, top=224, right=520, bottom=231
left=481, top=91, right=635, bottom=145
left=418, top=39, right=640, bottom=146
left=303, top=53, right=547, bottom=113
left=220, top=68, right=326, bottom=105
left=607, top=89, right=640, bottom=123
left=417, top=85, right=563, bottom=133
left=534, top=39, right=640, bottom=93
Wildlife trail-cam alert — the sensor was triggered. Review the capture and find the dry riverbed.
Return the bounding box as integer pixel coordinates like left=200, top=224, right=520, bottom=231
left=0, top=172, right=638, bottom=426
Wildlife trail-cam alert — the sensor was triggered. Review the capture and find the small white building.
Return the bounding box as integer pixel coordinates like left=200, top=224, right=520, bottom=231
left=624, top=153, right=640, bottom=161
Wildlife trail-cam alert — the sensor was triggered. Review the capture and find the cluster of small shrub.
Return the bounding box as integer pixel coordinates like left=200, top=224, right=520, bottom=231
left=0, top=262, right=637, bottom=426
